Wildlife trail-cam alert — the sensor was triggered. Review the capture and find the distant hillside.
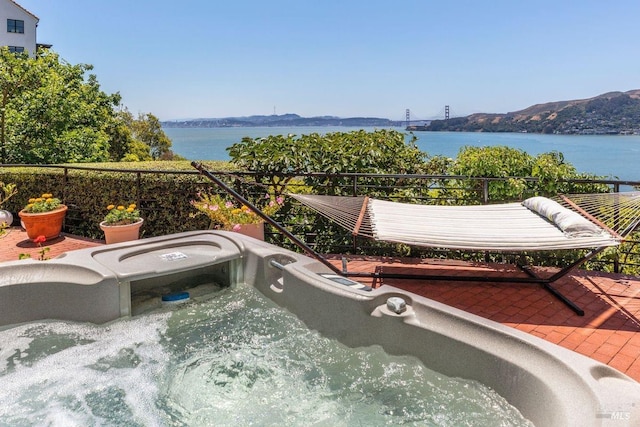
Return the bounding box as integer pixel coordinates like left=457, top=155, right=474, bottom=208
left=163, top=114, right=400, bottom=128
left=419, top=89, right=640, bottom=135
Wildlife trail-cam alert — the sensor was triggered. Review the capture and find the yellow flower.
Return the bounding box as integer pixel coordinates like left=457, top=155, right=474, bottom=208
left=241, top=205, right=249, bottom=211
left=23, top=193, right=61, bottom=213
left=103, top=201, right=141, bottom=225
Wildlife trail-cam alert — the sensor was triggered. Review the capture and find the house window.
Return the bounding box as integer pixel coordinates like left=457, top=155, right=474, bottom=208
left=8, top=46, right=24, bottom=53
left=7, top=19, right=24, bottom=34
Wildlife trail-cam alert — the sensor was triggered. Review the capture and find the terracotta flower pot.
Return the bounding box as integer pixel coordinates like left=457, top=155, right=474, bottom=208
left=233, top=222, right=264, bottom=241
left=100, top=219, right=143, bottom=244
left=18, top=205, right=68, bottom=241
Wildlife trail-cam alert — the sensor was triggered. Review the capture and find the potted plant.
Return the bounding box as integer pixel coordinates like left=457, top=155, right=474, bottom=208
left=18, top=193, right=68, bottom=241
left=100, top=202, right=143, bottom=244
left=0, top=181, right=17, bottom=236
left=190, top=193, right=284, bottom=240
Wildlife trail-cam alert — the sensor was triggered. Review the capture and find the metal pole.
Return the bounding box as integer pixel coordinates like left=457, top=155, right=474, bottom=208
left=482, top=179, right=489, bottom=204
left=191, top=162, right=342, bottom=275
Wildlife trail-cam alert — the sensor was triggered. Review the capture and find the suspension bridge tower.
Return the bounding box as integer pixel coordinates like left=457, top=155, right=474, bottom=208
left=445, top=105, right=450, bottom=120
left=405, top=109, right=410, bottom=128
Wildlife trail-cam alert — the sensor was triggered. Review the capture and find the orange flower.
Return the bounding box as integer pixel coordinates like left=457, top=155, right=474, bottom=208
left=23, top=193, right=61, bottom=213
left=103, top=202, right=141, bottom=225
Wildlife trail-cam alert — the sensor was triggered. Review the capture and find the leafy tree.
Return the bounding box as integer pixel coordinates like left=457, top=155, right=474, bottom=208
left=0, top=48, right=40, bottom=162
left=105, top=110, right=137, bottom=161
left=447, top=146, right=608, bottom=202
left=0, top=48, right=178, bottom=164
left=229, top=129, right=425, bottom=174
left=1, top=48, right=122, bottom=163
left=125, top=140, right=153, bottom=162
left=129, top=112, right=174, bottom=160
left=228, top=129, right=427, bottom=195
left=423, top=154, right=454, bottom=175
left=107, top=109, right=154, bottom=161
left=530, top=151, right=576, bottom=194
left=451, top=145, right=533, bottom=177
left=448, top=145, right=533, bottom=201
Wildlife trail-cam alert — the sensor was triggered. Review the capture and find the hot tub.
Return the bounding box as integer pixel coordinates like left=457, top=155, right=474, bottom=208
left=0, top=230, right=638, bottom=426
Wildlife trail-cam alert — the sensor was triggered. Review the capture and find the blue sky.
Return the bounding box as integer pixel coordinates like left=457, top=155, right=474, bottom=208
left=17, top=0, right=640, bottom=121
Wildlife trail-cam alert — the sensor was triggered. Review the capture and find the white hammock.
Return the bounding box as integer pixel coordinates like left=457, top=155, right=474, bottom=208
left=290, top=193, right=640, bottom=251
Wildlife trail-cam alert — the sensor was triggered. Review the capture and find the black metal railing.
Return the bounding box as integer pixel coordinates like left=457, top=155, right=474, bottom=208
left=2, top=164, right=640, bottom=274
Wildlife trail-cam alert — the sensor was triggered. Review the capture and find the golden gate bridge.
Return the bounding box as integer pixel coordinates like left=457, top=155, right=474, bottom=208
left=402, top=105, right=452, bottom=128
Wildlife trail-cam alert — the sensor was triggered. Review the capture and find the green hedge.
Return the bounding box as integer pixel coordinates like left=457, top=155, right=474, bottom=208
left=0, top=161, right=236, bottom=239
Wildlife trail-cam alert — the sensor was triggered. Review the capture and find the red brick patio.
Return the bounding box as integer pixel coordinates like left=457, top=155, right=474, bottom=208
left=2, top=226, right=640, bottom=382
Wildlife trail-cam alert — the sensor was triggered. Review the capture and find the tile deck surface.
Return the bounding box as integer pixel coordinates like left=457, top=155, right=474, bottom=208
left=2, top=226, right=640, bottom=382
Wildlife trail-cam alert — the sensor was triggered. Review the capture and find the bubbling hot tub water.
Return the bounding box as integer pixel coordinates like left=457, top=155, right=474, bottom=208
left=0, top=284, right=532, bottom=426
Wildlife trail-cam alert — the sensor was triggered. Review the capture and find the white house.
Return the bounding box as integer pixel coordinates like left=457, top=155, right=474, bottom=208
left=0, top=0, right=39, bottom=56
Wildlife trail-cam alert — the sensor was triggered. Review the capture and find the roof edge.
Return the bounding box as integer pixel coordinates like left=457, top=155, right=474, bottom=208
left=8, top=0, right=39, bottom=22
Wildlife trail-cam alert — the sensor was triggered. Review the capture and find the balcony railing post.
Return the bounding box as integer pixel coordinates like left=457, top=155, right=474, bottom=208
left=62, top=167, right=68, bottom=204
left=63, top=167, right=69, bottom=233
left=136, top=172, right=141, bottom=209
left=482, top=179, right=489, bottom=204
left=608, top=183, right=620, bottom=273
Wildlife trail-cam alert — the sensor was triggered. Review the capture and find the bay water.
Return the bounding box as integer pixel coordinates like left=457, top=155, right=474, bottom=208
left=163, top=126, right=640, bottom=181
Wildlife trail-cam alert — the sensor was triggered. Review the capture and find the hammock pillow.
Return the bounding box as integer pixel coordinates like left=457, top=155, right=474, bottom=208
left=522, top=197, right=603, bottom=237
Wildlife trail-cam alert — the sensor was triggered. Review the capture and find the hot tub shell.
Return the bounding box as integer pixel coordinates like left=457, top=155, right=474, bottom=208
left=0, top=230, right=638, bottom=426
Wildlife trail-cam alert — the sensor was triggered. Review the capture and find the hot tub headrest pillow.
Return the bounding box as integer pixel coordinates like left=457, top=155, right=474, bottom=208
left=522, top=196, right=603, bottom=237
